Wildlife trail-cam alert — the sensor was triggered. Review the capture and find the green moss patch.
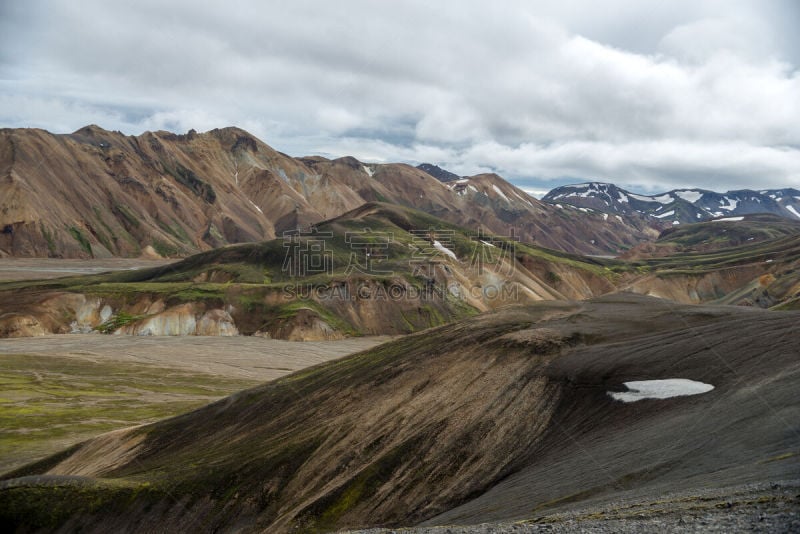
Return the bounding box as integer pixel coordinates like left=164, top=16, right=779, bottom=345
left=0, top=354, right=258, bottom=474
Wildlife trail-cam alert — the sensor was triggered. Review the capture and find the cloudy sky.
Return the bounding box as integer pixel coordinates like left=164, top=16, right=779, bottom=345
left=2, top=1, right=799, bottom=195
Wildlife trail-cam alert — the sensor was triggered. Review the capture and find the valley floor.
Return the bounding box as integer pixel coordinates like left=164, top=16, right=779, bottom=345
left=0, top=258, right=175, bottom=282
left=0, top=335, right=389, bottom=473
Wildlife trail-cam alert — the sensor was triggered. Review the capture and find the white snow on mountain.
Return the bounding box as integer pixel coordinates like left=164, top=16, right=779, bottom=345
left=674, top=190, right=703, bottom=203
left=492, top=184, right=510, bottom=203
left=628, top=192, right=658, bottom=202
left=433, top=240, right=458, bottom=260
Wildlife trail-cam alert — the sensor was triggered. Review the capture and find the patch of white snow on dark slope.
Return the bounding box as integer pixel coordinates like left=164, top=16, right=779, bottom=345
left=608, top=379, right=714, bottom=402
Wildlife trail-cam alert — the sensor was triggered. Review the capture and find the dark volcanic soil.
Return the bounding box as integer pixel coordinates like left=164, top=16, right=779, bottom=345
left=1, top=294, right=798, bottom=532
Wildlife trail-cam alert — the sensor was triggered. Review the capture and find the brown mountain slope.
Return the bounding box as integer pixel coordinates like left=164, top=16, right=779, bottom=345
left=1, top=125, right=656, bottom=259
left=448, top=173, right=659, bottom=253
left=1, top=295, right=797, bottom=532
left=303, top=158, right=660, bottom=254
left=0, top=126, right=361, bottom=258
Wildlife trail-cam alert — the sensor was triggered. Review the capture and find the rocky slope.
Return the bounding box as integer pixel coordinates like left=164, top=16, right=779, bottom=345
left=1, top=295, right=797, bottom=532
left=416, top=163, right=461, bottom=183
left=543, top=181, right=800, bottom=224
left=1, top=126, right=655, bottom=259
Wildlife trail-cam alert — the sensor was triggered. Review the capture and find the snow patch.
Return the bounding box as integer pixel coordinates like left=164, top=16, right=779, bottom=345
left=786, top=205, right=800, bottom=219
left=627, top=192, right=672, bottom=204
left=363, top=165, right=374, bottom=177
left=718, top=197, right=738, bottom=211
left=674, top=190, right=703, bottom=203
left=672, top=220, right=680, bottom=225
left=434, top=241, right=458, bottom=260
left=628, top=193, right=658, bottom=202
left=654, top=210, right=675, bottom=218
left=713, top=216, right=744, bottom=222
left=609, top=379, right=714, bottom=403
left=602, top=213, right=608, bottom=221
left=492, top=184, right=510, bottom=203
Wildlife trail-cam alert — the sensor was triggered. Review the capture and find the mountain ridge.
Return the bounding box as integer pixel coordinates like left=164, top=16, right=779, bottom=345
left=543, top=181, right=800, bottom=224
left=0, top=126, right=657, bottom=259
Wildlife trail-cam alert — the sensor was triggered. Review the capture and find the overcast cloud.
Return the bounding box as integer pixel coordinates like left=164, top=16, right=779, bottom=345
left=2, top=0, right=799, bottom=194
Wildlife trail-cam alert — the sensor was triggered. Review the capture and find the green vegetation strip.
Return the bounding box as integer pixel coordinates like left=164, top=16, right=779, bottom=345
left=0, top=354, right=258, bottom=474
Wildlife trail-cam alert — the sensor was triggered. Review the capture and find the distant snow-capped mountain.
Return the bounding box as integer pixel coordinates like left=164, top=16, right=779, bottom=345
left=542, top=182, right=800, bottom=224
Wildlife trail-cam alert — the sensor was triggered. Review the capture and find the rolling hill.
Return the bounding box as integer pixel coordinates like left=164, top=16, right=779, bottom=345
left=2, top=204, right=799, bottom=339
left=1, top=294, right=797, bottom=532
left=0, top=203, right=619, bottom=339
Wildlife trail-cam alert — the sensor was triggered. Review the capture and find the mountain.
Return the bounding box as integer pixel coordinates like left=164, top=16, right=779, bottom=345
left=2, top=294, right=797, bottom=532
left=445, top=173, right=661, bottom=252
left=0, top=125, right=360, bottom=259
left=0, top=126, right=655, bottom=259
left=416, top=163, right=461, bottom=182
left=543, top=182, right=800, bottom=224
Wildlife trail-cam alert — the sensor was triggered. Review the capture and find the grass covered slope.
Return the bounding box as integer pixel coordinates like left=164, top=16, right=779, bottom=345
left=0, top=336, right=387, bottom=474
left=0, top=353, right=255, bottom=474
left=623, top=213, right=800, bottom=259
left=0, top=203, right=619, bottom=339
left=2, top=294, right=798, bottom=532
left=616, top=217, right=800, bottom=307
left=1, top=204, right=798, bottom=340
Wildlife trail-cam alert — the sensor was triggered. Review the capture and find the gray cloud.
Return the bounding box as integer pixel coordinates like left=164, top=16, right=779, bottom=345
left=1, top=0, right=799, bottom=194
